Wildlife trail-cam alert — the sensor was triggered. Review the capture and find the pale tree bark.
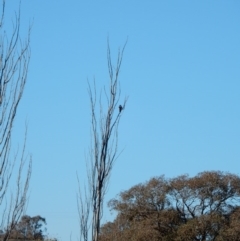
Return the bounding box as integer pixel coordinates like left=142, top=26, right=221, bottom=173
left=78, top=41, right=128, bottom=241
left=0, top=1, right=32, bottom=240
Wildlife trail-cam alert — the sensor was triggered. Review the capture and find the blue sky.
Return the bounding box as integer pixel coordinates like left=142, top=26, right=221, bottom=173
left=5, top=0, right=240, bottom=240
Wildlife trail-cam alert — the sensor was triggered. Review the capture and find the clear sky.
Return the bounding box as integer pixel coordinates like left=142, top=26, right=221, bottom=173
left=5, top=0, right=240, bottom=240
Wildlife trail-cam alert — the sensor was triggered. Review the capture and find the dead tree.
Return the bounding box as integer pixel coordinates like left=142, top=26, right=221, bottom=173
left=0, top=1, right=32, bottom=240
left=78, top=41, right=128, bottom=241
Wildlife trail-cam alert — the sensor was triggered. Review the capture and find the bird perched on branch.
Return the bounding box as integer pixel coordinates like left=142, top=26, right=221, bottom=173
left=119, top=105, right=123, bottom=113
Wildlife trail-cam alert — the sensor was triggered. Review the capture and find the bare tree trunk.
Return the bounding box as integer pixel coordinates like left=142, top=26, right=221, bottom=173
left=0, top=1, right=32, bottom=239
left=78, top=41, right=128, bottom=241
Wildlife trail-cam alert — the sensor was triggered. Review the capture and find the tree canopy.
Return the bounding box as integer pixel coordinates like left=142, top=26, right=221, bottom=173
left=5, top=215, right=47, bottom=240
left=99, top=171, right=240, bottom=241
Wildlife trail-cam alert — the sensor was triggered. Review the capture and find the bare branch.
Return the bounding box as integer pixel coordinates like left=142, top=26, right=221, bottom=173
left=78, top=40, right=128, bottom=241
left=0, top=1, right=32, bottom=239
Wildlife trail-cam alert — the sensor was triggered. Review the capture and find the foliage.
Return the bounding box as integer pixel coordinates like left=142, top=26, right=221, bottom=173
left=99, top=171, right=240, bottom=241
left=6, top=215, right=47, bottom=240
